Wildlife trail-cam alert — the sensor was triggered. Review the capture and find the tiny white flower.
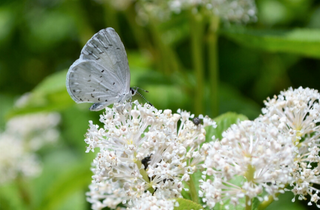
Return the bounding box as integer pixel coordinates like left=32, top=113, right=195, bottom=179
left=200, top=119, right=295, bottom=208
left=128, top=191, right=176, bottom=210
left=85, top=101, right=216, bottom=209
left=0, top=112, right=60, bottom=184
left=261, top=87, right=320, bottom=207
left=136, top=0, right=256, bottom=23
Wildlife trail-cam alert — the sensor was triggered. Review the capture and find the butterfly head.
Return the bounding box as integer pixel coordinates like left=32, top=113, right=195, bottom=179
left=130, top=87, right=153, bottom=106
left=130, top=87, right=138, bottom=97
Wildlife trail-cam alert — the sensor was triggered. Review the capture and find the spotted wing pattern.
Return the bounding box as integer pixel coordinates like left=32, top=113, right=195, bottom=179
left=80, top=28, right=130, bottom=91
left=66, top=28, right=131, bottom=111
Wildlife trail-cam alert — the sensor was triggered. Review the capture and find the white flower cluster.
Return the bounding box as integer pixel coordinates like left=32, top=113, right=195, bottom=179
left=200, top=87, right=320, bottom=208
left=104, top=0, right=257, bottom=23
left=261, top=87, right=320, bottom=207
left=85, top=87, right=320, bottom=209
left=85, top=101, right=216, bottom=210
left=0, top=112, right=60, bottom=184
left=200, top=119, right=295, bottom=208
left=167, top=0, right=257, bottom=22
left=208, top=0, right=257, bottom=22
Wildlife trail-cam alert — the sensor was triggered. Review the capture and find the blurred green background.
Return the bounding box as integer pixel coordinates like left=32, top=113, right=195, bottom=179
left=1, top=0, right=320, bottom=209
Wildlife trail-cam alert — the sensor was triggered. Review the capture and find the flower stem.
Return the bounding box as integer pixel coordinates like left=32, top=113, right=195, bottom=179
left=16, top=176, right=31, bottom=207
left=136, top=158, right=150, bottom=183
left=189, top=11, right=205, bottom=115
left=246, top=195, right=252, bottom=210
left=258, top=195, right=275, bottom=210
left=103, top=3, right=120, bottom=32
left=207, top=16, right=220, bottom=117
left=189, top=174, right=199, bottom=203
left=66, top=1, right=94, bottom=45
left=124, top=4, right=154, bottom=54
left=245, top=164, right=255, bottom=210
left=139, top=4, right=182, bottom=76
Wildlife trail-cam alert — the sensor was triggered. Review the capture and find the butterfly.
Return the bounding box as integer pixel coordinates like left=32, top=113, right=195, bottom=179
left=66, top=27, right=138, bottom=111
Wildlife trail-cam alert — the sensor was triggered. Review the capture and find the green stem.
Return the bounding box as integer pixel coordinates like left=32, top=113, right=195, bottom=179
left=246, top=195, right=252, bottom=210
left=258, top=195, right=275, bottom=210
left=66, top=1, right=94, bottom=45
left=135, top=156, right=154, bottom=194
left=189, top=174, right=199, bottom=203
left=103, top=3, right=120, bottom=32
left=244, top=164, right=255, bottom=210
left=125, top=4, right=154, bottom=53
left=147, top=14, right=182, bottom=75
left=148, top=19, right=171, bottom=75
left=189, top=11, right=205, bottom=115
left=207, top=16, right=220, bottom=117
left=16, top=176, right=31, bottom=208
left=135, top=158, right=150, bottom=184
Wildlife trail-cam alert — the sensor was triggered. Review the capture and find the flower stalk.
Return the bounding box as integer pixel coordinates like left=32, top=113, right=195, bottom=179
left=190, top=10, right=205, bottom=115
left=189, top=173, right=199, bottom=203
left=207, top=15, right=220, bottom=117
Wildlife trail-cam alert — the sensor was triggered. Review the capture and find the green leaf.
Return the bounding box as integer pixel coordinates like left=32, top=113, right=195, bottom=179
left=174, top=198, right=203, bottom=210
left=214, top=199, right=246, bottom=210
left=6, top=70, right=74, bottom=118
left=221, top=27, right=320, bottom=58
left=0, top=94, right=15, bottom=129
left=206, top=112, right=248, bottom=141
left=218, top=83, right=261, bottom=120
left=0, top=183, right=26, bottom=210
left=264, top=191, right=305, bottom=210
left=33, top=150, right=92, bottom=210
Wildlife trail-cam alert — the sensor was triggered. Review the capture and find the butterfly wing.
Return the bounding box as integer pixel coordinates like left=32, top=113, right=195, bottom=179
left=66, top=59, right=123, bottom=109
left=66, top=27, right=132, bottom=111
left=79, top=27, right=131, bottom=92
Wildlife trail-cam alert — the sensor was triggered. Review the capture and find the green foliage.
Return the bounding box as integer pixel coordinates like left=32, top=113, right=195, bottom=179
left=206, top=112, right=248, bottom=142
left=221, top=27, right=320, bottom=58
left=6, top=70, right=73, bottom=118
left=1, top=0, right=319, bottom=209
left=32, top=150, right=93, bottom=210
left=174, top=198, right=203, bottom=210
left=265, top=192, right=305, bottom=210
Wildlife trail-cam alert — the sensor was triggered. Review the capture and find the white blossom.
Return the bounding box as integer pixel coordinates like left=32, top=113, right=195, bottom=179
left=261, top=87, right=320, bottom=207
left=85, top=101, right=216, bottom=209
left=101, top=0, right=256, bottom=23
left=200, top=120, right=295, bottom=208
left=128, top=191, right=177, bottom=210
left=137, top=0, right=257, bottom=23
left=0, top=112, right=60, bottom=184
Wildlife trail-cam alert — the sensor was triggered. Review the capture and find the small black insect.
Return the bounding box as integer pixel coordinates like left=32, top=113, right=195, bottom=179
left=192, top=117, right=203, bottom=126
left=141, top=154, right=152, bottom=170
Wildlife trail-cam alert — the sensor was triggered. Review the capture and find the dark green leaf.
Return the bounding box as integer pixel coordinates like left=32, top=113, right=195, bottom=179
left=218, top=84, right=261, bottom=120
left=264, top=191, right=305, bottom=210
left=221, top=27, right=320, bottom=58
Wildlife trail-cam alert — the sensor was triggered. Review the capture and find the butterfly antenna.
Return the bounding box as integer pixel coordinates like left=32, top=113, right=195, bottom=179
left=134, top=87, right=153, bottom=106
left=136, top=87, right=149, bottom=93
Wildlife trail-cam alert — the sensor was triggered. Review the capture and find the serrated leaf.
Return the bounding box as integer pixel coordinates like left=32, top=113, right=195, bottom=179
left=206, top=112, right=248, bottom=142
left=174, top=198, right=203, bottom=210
left=221, top=27, right=320, bottom=58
